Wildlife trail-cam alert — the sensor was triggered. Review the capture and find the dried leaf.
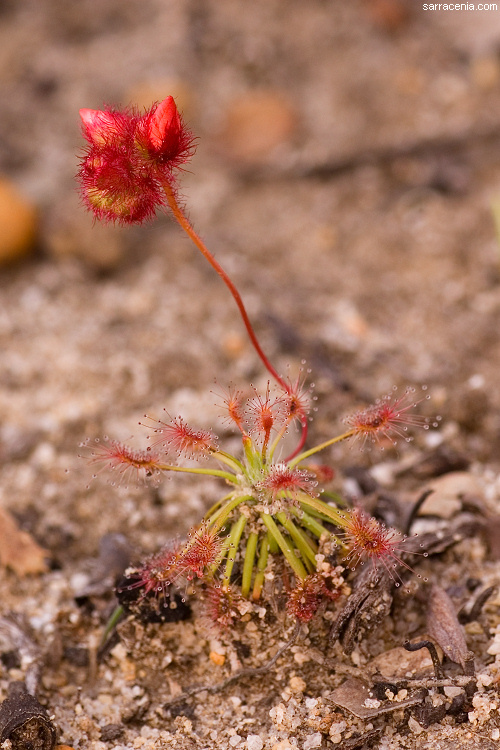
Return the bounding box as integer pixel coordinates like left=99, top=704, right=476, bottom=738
left=426, top=585, right=469, bottom=671
left=0, top=508, right=49, bottom=575
left=369, top=644, right=436, bottom=681
left=327, top=677, right=425, bottom=720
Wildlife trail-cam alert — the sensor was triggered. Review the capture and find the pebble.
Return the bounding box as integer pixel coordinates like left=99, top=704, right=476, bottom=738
left=408, top=716, right=425, bottom=735
left=470, top=56, right=500, bottom=89
left=363, top=0, right=411, bottom=32
left=209, top=651, right=226, bottom=666
left=288, top=675, right=306, bottom=694
left=421, top=471, right=483, bottom=519
left=302, top=733, right=322, bottom=749
left=219, top=90, right=297, bottom=163
left=246, top=735, right=264, bottom=750
left=0, top=177, right=37, bottom=264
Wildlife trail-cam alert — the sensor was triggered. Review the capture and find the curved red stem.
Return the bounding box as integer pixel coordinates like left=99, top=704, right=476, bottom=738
left=162, top=181, right=308, bottom=454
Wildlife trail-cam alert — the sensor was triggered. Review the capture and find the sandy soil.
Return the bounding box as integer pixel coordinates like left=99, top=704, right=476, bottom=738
left=2, top=1, right=500, bottom=748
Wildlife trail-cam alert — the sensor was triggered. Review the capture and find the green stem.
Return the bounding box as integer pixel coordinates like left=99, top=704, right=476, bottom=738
left=268, top=418, right=292, bottom=463
left=268, top=531, right=279, bottom=554
left=276, top=512, right=317, bottom=570
left=204, top=491, right=238, bottom=522
left=260, top=514, right=308, bottom=580
left=100, top=605, right=124, bottom=647
left=298, top=494, right=351, bottom=529
left=252, top=534, right=270, bottom=600
left=291, top=507, right=329, bottom=538
left=210, top=449, right=245, bottom=474
left=206, top=494, right=252, bottom=533
left=222, top=514, right=247, bottom=587
left=288, top=429, right=355, bottom=468
left=157, top=463, right=238, bottom=484
left=241, top=531, right=259, bottom=599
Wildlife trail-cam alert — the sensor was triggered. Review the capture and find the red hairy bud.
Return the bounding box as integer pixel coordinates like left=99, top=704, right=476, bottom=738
left=77, top=97, right=194, bottom=224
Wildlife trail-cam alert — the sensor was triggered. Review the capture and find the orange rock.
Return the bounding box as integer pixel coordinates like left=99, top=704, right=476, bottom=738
left=363, top=0, right=411, bottom=32
left=209, top=650, right=226, bottom=666
left=219, top=90, right=297, bottom=163
left=0, top=178, right=37, bottom=264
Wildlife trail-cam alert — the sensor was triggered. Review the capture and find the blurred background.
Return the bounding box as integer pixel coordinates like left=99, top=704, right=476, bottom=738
left=2, top=0, right=500, bottom=555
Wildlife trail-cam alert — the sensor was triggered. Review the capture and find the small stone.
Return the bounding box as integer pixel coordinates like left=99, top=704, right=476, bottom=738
left=288, top=676, right=306, bottom=693
left=99, top=724, right=124, bottom=742
left=0, top=178, right=37, bottom=264
left=302, top=733, right=322, bottom=750
left=219, top=90, right=297, bottom=164
left=421, top=472, right=483, bottom=519
left=369, top=645, right=435, bottom=680
left=246, top=735, right=263, bottom=750
left=209, top=651, right=225, bottom=666
left=329, top=721, right=346, bottom=744
left=470, top=56, right=500, bottom=89
left=408, top=716, right=425, bottom=735
left=444, top=686, right=463, bottom=699
left=363, top=0, right=411, bottom=32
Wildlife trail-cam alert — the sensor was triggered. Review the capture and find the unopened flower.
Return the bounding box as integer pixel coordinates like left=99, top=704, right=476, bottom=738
left=77, top=97, right=194, bottom=224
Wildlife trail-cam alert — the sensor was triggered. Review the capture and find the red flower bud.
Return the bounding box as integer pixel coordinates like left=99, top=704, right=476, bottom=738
left=145, top=97, right=184, bottom=158
left=79, top=108, right=129, bottom=147
left=77, top=98, right=194, bottom=224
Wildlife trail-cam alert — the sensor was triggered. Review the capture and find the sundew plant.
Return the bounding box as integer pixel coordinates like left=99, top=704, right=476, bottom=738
left=78, top=97, right=430, bottom=627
